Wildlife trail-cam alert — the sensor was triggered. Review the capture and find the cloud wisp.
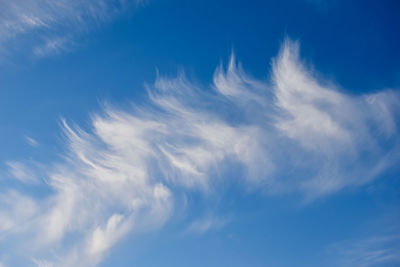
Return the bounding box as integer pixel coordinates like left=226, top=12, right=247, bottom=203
left=0, top=0, right=141, bottom=57
left=328, top=232, right=400, bottom=267
left=24, top=136, right=39, bottom=147
left=0, top=40, right=399, bottom=266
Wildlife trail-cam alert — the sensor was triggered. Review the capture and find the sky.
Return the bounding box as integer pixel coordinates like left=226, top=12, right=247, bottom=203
left=0, top=0, right=400, bottom=266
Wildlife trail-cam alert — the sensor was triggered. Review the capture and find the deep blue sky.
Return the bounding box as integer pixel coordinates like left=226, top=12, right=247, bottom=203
left=0, top=1, right=399, bottom=266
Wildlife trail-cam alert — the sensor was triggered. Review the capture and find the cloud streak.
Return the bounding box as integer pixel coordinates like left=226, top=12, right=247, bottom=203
left=0, top=39, right=399, bottom=266
left=185, top=216, right=230, bottom=234
left=24, top=136, right=39, bottom=147
left=329, top=231, right=400, bottom=267
left=0, top=0, right=141, bottom=57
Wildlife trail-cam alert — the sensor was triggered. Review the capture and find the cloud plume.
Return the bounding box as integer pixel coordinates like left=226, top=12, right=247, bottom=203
left=0, top=39, right=399, bottom=266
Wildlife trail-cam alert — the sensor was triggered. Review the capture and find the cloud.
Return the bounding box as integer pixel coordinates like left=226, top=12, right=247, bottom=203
left=0, top=190, right=38, bottom=233
left=271, top=40, right=400, bottom=199
left=32, top=36, right=75, bottom=58
left=185, top=216, right=230, bottom=234
left=6, top=161, right=39, bottom=184
left=0, top=39, right=399, bottom=266
left=24, top=136, right=39, bottom=147
left=326, top=209, right=400, bottom=266
left=329, top=233, right=400, bottom=267
left=0, top=0, right=142, bottom=57
left=32, top=258, right=53, bottom=267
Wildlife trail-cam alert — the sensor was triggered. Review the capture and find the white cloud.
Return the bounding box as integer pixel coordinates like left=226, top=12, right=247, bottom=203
left=32, top=258, right=53, bottom=267
left=32, top=36, right=75, bottom=57
left=0, top=39, right=399, bottom=266
left=0, top=190, right=38, bottom=233
left=185, top=216, right=230, bottom=234
left=271, top=40, right=399, bottom=199
left=329, top=233, right=400, bottom=267
left=24, top=136, right=39, bottom=147
left=0, top=0, right=141, bottom=57
left=6, top=161, right=38, bottom=184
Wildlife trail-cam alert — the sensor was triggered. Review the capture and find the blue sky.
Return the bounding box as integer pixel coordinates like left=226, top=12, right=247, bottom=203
left=0, top=0, right=400, bottom=266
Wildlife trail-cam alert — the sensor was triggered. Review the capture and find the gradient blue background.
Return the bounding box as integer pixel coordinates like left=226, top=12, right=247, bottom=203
left=1, top=0, right=399, bottom=266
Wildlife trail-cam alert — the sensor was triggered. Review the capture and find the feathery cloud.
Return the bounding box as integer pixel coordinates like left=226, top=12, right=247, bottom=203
left=6, top=161, right=38, bottom=184
left=1, top=39, right=399, bottom=266
left=0, top=0, right=141, bottom=57
left=329, top=232, right=400, bottom=267
left=185, top=216, right=230, bottom=234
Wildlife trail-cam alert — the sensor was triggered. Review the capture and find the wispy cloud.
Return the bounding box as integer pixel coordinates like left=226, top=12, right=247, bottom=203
left=0, top=39, right=399, bottom=266
left=329, top=232, right=400, bottom=267
left=24, top=136, right=39, bottom=147
left=32, top=258, right=53, bottom=267
left=32, top=36, right=75, bottom=58
left=0, top=190, right=38, bottom=233
left=6, top=161, right=39, bottom=184
left=271, top=40, right=400, bottom=199
left=185, top=216, right=230, bottom=234
left=0, top=0, right=141, bottom=57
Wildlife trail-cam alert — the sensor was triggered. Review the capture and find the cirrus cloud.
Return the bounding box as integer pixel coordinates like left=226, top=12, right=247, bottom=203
left=0, top=39, right=399, bottom=266
left=0, top=0, right=142, bottom=57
